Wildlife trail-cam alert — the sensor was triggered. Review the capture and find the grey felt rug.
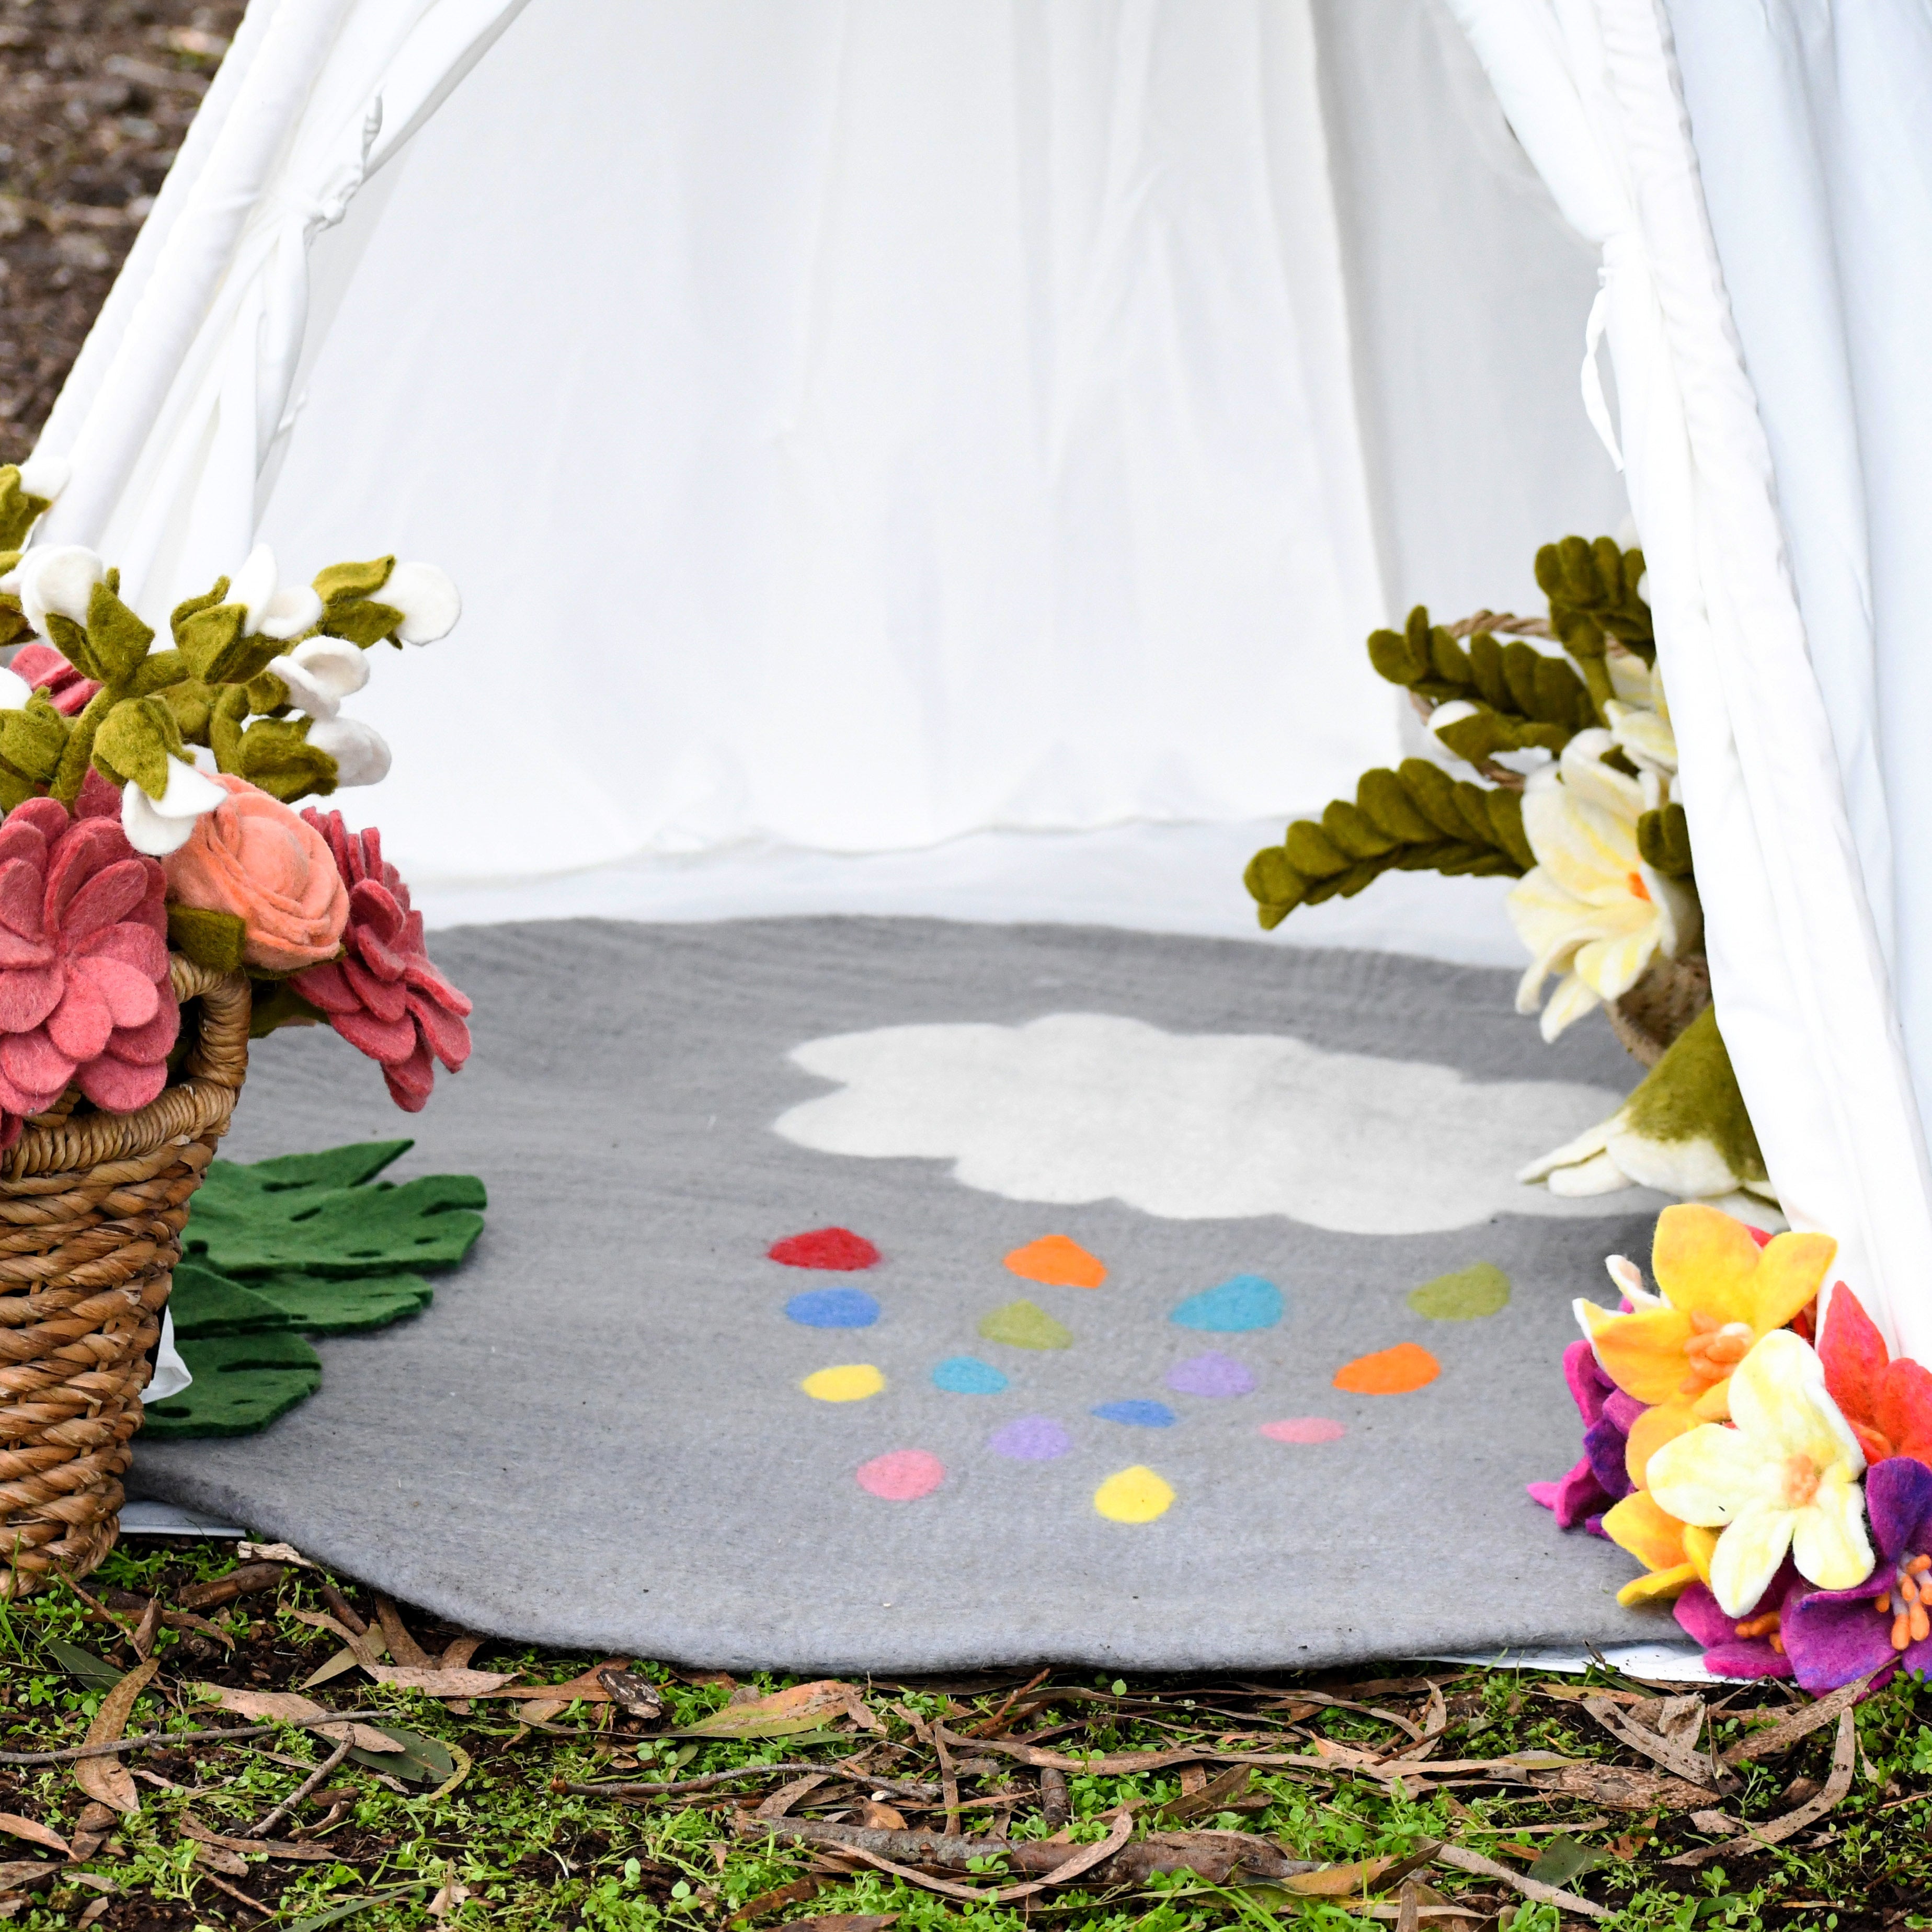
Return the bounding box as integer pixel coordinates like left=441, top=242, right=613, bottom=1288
left=133, top=917, right=1677, bottom=1672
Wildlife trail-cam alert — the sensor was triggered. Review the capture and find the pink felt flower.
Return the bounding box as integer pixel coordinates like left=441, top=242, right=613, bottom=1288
left=0, top=795, right=177, bottom=1138
left=10, top=641, right=101, bottom=717
left=289, top=810, right=471, bottom=1112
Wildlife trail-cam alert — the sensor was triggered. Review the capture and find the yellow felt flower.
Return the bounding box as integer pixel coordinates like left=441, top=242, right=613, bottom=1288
left=1602, top=1490, right=1718, bottom=1606
left=1575, top=1203, right=1834, bottom=1411
left=1647, top=1329, right=1873, bottom=1617
left=1507, top=729, right=1701, bottom=1041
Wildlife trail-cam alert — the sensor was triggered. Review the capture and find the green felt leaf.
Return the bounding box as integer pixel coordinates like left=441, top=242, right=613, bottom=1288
left=141, top=1331, right=323, bottom=1438
left=168, top=904, right=251, bottom=975
left=248, top=1267, right=435, bottom=1335
left=242, top=1141, right=416, bottom=1191
left=977, top=1299, right=1073, bottom=1351
left=46, top=1639, right=121, bottom=1692
left=1407, top=1263, right=1512, bottom=1321
left=168, top=1260, right=298, bottom=1338
left=347, top=1724, right=454, bottom=1785
left=184, top=1142, right=486, bottom=1277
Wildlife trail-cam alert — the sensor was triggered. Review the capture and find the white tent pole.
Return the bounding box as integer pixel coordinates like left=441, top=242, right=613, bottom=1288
left=1447, top=0, right=1932, bottom=1355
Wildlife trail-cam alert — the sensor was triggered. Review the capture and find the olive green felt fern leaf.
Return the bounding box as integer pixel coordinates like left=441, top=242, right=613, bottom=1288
left=1244, top=759, right=1532, bottom=927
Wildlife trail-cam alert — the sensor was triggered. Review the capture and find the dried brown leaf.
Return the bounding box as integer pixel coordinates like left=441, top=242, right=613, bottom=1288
left=373, top=1598, right=431, bottom=1671
left=1720, top=1674, right=1876, bottom=1766
left=1282, top=1855, right=1397, bottom=1896
left=1670, top=1706, right=1858, bottom=1867
left=74, top=1659, right=157, bottom=1815
left=190, top=1685, right=393, bottom=1753
left=0, top=1816, right=67, bottom=1858
left=681, top=1679, right=876, bottom=1739
left=361, top=1666, right=516, bottom=1697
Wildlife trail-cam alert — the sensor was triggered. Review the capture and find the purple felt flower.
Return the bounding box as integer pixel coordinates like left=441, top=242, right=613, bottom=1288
left=1674, top=1561, right=1802, bottom=1679
left=1529, top=1340, right=1636, bottom=1533
left=1782, top=1456, right=1932, bottom=1694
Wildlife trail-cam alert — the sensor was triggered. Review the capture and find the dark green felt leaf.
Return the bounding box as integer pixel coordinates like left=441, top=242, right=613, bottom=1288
left=185, top=1145, right=485, bottom=1277
left=142, top=1331, right=323, bottom=1438
left=168, top=1259, right=298, bottom=1338
left=227, top=1139, right=415, bottom=1193
left=248, top=1267, right=435, bottom=1335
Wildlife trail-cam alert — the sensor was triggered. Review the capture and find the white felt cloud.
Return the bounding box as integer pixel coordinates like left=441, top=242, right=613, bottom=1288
left=775, top=1012, right=1655, bottom=1233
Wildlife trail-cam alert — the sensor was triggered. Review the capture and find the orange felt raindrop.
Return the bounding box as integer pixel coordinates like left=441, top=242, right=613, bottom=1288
left=1004, top=1235, right=1106, bottom=1289
left=1332, top=1342, right=1441, bottom=1395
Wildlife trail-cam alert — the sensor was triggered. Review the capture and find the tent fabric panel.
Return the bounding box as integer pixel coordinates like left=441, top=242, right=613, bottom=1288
left=1448, top=0, right=1932, bottom=1356
left=1311, top=0, right=1626, bottom=618
left=1665, top=0, right=1932, bottom=1142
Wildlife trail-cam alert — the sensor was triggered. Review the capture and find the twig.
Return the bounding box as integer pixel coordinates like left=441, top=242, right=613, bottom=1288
left=242, top=1735, right=352, bottom=1839
left=959, top=1667, right=1051, bottom=1739
left=318, top=1583, right=369, bottom=1637
left=932, top=1721, right=960, bottom=1836
left=1432, top=1842, right=1608, bottom=1922
left=50, top=1569, right=143, bottom=1644
left=192, top=1868, right=274, bottom=1917
left=551, top=1763, right=940, bottom=1802
left=0, top=1712, right=393, bottom=1767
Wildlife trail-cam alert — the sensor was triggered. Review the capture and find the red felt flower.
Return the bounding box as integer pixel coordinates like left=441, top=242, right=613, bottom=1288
left=10, top=641, right=102, bottom=716
left=1819, top=1282, right=1932, bottom=1469
left=289, top=810, right=471, bottom=1112
left=0, top=794, right=177, bottom=1146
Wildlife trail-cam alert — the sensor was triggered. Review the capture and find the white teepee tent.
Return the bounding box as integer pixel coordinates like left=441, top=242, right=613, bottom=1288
left=27, top=0, right=1932, bottom=1355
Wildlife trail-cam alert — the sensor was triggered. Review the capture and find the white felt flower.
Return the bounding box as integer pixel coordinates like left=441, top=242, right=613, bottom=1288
left=268, top=636, right=369, bottom=722
left=228, top=543, right=324, bottom=642
left=306, top=715, right=392, bottom=787
left=1507, top=729, right=1700, bottom=1040
left=0, top=667, right=32, bottom=712
left=6, top=544, right=105, bottom=637
left=381, top=561, right=461, bottom=644
left=1648, top=1329, right=1873, bottom=1616
left=121, top=757, right=228, bottom=856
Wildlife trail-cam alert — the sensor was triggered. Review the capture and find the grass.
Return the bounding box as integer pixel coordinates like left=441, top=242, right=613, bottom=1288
left=0, top=1539, right=1927, bottom=1931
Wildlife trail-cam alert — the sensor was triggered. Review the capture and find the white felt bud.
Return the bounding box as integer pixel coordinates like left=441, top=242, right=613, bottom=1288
left=381, top=561, right=461, bottom=644
left=307, top=714, right=392, bottom=786
left=13, top=544, right=105, bottom=635
left=14, top=455, right=71, bottom=503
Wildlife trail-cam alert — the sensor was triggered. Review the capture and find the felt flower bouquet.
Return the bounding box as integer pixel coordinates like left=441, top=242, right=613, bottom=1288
left=1540, top=1200, right=1932, bottom=1689
left=1245, top=536, right=1773, bottom=1221
left=0, top=460, right=472, bottom=1137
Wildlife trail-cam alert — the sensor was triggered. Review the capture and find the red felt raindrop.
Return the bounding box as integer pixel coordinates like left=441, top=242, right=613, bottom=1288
left=768, top=1227, right=881, bottom=1271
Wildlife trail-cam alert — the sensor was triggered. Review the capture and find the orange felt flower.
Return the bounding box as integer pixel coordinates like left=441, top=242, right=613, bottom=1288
left=1576, top=1204, right=1834, bottom=1411
left=163, top=774, right=349, bottom=971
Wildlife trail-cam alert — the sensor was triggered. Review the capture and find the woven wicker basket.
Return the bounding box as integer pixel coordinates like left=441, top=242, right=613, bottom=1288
left=0, top=957, right=249, bottom=1598
left=1606, top=953, right=1711, bottom=1067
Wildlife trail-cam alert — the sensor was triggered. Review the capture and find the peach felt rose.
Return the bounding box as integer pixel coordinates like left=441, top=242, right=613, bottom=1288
left=163, top=774, right=349, bottom=971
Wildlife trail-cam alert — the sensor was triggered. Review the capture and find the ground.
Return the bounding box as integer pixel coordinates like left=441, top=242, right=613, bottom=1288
left=4, top=8, right=1932, bottom=1928
left=0, top=1540, right=1929, bottom=1930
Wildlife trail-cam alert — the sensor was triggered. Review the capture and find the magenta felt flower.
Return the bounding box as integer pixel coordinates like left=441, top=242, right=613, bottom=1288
left=1781, top=1456, right=1932, bottom=1694
left=289, top=810, right=471, bottom=1111
left=0, top=795, right=176, bottom=1136
left=1528, top=1339, right=1637, bottom=1533
left=1673, top=1561, right=1803, bottom=1679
